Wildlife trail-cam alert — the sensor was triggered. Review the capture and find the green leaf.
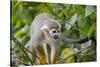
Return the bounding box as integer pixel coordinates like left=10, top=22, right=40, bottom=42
left=87, top=23, right=96, bottom=37
left=85, top=6, right=96, bottom=17
left=80, top=19, right=91, bottom=37
left=65, top=13, right=77, bottom=30
left=78, top=15, right=86, bottom=29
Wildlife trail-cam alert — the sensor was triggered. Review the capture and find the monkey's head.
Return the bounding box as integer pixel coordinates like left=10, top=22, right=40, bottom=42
left=41, top=20, right=61, bottom=41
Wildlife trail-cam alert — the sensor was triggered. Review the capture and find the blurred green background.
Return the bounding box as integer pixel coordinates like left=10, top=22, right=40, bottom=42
left=11, top=1, right=96, bottom=65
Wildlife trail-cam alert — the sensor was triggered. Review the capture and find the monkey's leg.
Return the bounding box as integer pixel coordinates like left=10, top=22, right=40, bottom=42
left=50, top=48, right=57, bottom=64
left=50, top=44, right=59, bottom=64
left=34, top=47, right=46, bottom=64
left=43, top=44, right=51, bottom=64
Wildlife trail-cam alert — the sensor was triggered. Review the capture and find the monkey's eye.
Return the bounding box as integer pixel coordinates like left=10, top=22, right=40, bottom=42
left=52, top=30, right=56, bottom=33
left=57, top=30, right=60, bottom=33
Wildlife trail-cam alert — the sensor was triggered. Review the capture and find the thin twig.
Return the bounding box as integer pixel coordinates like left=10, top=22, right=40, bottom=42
left=12, top=36, right=34, bottom=54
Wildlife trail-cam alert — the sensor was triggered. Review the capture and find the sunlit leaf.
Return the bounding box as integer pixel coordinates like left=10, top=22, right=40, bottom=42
left=60, top=48, right=74, bottom=63
left=85, top=6, right=96, bottom=17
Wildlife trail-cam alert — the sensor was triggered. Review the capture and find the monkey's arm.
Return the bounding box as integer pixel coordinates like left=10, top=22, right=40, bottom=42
left=61, top=36, right=96, bottom=44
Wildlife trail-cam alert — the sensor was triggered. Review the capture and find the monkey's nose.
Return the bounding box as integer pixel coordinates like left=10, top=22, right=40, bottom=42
left=54, top=35, right=58, bottom=39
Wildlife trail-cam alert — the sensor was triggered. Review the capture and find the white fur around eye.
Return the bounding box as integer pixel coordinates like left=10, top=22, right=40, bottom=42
left=50, top=29, right=56, bottom=34
left=51, top=29, right=56, bottom=31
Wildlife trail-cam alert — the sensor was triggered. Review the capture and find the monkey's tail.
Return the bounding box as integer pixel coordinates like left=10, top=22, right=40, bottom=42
left=61, top=36, right=96, bottom=44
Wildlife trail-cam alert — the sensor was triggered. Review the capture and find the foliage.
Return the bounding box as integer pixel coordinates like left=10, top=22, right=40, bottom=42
left=11, top=1, right=96, bottom=65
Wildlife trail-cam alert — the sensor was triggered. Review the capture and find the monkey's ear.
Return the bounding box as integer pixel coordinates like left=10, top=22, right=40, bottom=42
left=41, top=26, right=49, bottom=32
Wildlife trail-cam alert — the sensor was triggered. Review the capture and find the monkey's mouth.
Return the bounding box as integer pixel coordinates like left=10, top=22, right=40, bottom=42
left=53, top=35, right=58, bottom=39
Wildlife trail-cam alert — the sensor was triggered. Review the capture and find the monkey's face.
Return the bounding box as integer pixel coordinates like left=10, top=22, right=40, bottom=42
left=41, top=25, right=61, bottom=43
left=49, top=29, right=61, bottom=40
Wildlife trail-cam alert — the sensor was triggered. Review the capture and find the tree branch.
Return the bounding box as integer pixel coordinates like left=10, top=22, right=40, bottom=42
left=12, top=35, right=33, bottom=65
left=56, top=44, right=95, bottom=63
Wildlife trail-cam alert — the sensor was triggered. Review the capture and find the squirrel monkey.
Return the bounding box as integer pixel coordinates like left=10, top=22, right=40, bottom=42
left=26, top=13, right=95, bottom=65
left=27, top=13, right=61, bottom=65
